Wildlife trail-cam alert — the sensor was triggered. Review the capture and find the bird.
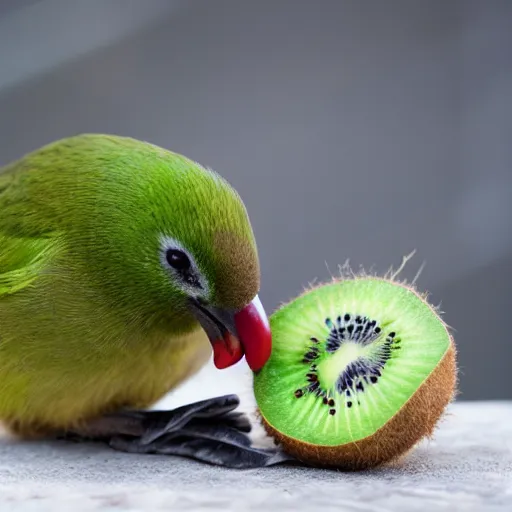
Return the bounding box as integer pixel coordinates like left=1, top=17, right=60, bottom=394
left=0, top=133, right=281, bottom=468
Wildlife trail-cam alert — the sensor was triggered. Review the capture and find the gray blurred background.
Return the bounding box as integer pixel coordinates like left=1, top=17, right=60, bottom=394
left=0, top=0, right=510, bottom=401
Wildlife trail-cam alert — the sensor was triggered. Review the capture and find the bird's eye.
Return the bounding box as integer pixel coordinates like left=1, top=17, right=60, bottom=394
left=165, top=249, right=191, bottom=271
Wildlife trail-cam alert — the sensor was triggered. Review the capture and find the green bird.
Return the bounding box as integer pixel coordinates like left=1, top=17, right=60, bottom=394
left=0, top=134, right=279, bottom=468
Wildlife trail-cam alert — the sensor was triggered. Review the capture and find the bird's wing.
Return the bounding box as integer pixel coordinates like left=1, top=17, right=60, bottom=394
left=0, top=166, right=61, bottom=297
left=0, top=233, right=60, bottom=296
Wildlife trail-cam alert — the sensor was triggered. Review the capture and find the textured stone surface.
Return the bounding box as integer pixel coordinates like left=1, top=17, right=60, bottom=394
left=0, top=400, right=510, bottom=511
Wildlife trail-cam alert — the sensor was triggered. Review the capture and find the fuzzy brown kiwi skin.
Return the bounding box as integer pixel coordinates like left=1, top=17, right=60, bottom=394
left=256, top=275, right=458, bottom=470
left=258, top=340, right=457, bottom=471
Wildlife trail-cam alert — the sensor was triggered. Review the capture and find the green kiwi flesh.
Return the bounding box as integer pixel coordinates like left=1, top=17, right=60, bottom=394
left=253, top=276, right=457, bottom=469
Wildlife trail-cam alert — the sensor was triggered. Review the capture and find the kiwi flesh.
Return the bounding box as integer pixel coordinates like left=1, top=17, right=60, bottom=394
left=253, top=274, right=457, bottom=470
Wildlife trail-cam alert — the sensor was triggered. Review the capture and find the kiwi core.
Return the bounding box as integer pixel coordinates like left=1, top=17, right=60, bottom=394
left=299, top=312, right=401, bottom=416
left=253, top=278, right=452, bottom=447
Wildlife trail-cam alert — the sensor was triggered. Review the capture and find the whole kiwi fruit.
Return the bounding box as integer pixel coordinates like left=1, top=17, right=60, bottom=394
left=253, top=268, right=457, bottom=470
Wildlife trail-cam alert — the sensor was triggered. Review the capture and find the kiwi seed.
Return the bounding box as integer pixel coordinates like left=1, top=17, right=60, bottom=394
left=253, top=274, right=457, bottom=470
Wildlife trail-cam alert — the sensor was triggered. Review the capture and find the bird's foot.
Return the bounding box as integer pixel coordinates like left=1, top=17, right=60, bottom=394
left=62, top=394, right=295, bottom=469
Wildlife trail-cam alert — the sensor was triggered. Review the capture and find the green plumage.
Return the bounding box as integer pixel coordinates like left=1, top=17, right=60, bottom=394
left=0, top=134, right=259, bottom=434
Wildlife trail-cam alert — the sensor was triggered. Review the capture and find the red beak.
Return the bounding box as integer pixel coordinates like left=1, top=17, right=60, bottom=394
left=193, top=295, right=271, bottom=372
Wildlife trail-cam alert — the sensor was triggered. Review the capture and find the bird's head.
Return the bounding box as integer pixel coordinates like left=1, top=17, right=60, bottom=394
left=153, top=162, right=272, bottom=371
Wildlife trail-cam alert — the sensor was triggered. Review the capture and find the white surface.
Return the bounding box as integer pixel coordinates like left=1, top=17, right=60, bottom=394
left=0, top=364, right=510, bottom=512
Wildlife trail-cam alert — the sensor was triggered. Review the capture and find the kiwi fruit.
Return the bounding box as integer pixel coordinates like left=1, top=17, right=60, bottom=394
left=253, top=269, right=457, bottom=470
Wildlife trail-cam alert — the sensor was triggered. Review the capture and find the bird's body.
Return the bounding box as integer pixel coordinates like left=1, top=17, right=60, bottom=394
left=0, top=269, right=210, bottom=435
left=0, top=134, right=270, bottom=452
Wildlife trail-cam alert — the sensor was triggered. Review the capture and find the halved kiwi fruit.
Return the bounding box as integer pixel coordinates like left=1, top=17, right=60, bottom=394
left=253, top=273, right=457, bottom=470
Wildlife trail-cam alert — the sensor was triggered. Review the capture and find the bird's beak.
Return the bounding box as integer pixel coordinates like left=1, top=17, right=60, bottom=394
left=188, top=295, right=272, bottom=372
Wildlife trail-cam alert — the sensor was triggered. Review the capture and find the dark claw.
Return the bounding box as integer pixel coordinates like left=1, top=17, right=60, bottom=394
left=150, top=437, right=294, bottom=469
left=120, top=421, right=253, bottom=448
left=65, top=394, right=298, bottom=469
left=137, top=394, right=244, bottom=445
left=110, top=394, right=296, bottom=468
left=110, top=433, right=295, bottom=469
left=177, top=421, right=253, bottom=446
